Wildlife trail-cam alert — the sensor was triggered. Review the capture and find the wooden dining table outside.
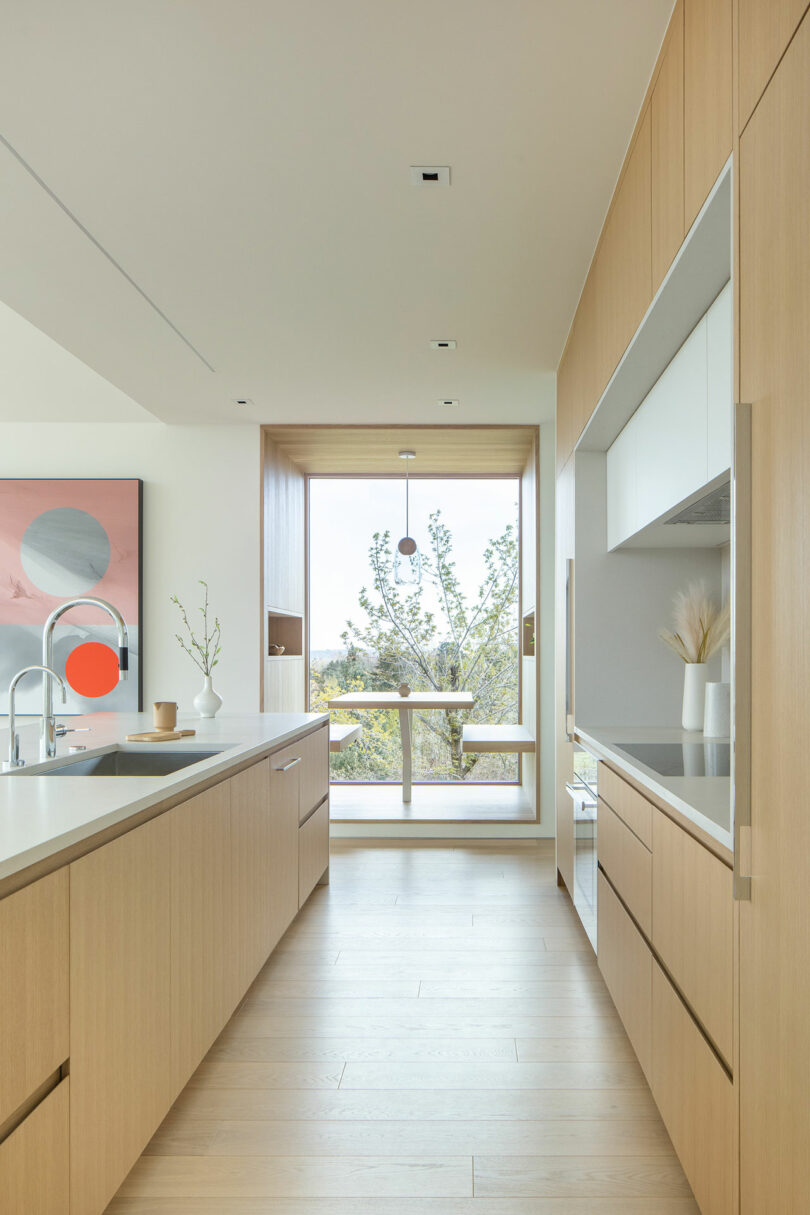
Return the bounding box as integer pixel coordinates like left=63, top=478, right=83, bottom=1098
left=326, top=691, right=475, bottom=803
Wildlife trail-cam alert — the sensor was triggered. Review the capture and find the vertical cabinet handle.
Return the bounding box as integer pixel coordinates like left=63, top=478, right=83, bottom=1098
left=733, top=403, right=752, bottom=901
left=276, top=756, right=302, bottom=772
left=565, top=557, right=575, bottom=740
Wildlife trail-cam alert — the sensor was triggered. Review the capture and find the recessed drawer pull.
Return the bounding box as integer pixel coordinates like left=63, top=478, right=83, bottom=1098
left=275, top=756, right=302, bottom=772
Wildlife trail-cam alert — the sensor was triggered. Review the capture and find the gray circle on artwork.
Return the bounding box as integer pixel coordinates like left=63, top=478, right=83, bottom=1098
left=21, top=507, right=111, bottom=596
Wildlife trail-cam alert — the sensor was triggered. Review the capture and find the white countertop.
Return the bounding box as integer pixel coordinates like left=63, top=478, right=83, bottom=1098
left=575, top=724, right=733, bottom=853
left=0, top=711, right=328, bottom=886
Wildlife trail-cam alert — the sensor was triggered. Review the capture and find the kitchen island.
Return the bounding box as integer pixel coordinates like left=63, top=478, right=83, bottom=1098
left=0, top=711, right=330, bottom=1215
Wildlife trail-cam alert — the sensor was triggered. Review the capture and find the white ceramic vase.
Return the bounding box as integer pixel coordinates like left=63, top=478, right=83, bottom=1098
left=682, top=663, right=707, bottom=731
left=194, top=674, right=222, bottom=719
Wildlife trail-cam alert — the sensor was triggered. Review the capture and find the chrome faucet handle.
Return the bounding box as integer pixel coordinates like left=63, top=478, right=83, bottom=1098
left=54, top=725, right=90, bottom=738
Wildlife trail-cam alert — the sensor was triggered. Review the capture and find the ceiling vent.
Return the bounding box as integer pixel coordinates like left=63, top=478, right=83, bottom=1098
left=233, top=397, right=254, bottom=407
left=437, top=399, right=459, bottom=408
left=410, top=166, right=451, bottom=186
left=430, top=340, right=457, bottom=350
left=665, top=480, right=731, bottom=525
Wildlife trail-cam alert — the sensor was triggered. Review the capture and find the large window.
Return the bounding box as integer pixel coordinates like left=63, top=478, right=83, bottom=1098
left=309, top=477, right=520, bottom=783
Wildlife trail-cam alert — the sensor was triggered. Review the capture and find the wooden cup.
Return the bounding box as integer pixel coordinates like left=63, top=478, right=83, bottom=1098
left=153, top=701, right=178, bottom=731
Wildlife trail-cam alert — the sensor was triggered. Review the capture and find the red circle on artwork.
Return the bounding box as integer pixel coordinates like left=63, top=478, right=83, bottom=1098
left=65, top=642, right=120, bottom=698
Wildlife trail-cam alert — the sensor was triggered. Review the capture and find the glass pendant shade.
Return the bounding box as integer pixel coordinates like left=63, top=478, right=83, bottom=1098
left=394, top=539, right=422, bottom=585
left=394, top=451, right=422, bottom=586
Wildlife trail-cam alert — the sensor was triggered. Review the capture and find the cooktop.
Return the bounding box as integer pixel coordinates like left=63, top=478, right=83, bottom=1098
left=615, top=741, right=730, bottom=778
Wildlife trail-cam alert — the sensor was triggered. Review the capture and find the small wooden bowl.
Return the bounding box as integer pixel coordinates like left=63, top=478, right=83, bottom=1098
left=268, top=644, right=286, bottom=656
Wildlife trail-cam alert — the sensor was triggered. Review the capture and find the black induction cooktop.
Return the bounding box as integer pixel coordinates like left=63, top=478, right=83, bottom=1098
left=615, top=741, right=730, bottom=778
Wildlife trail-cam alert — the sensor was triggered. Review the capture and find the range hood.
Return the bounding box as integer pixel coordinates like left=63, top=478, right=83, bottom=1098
left=665, top=479, right=730, bottom=525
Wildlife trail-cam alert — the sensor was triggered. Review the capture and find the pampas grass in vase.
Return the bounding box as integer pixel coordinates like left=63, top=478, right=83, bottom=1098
left=660, top=583, right=730, bottom=731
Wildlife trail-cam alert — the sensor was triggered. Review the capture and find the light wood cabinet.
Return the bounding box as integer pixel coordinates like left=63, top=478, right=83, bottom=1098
left=651, top=961, right=733, bottom=1215
left=684, top=0, right=732, bottom=227
left=299, top=800, right=330, bottom=907
left=597, top=871, right=652, bottom=1077
left=652, top=0, right=685, bottom=291
left=70, top=813, right=172, bottom=1215
left=739, top=0, right=808, bottom=127
left=299, top=724, right=329, bottom=822
left=598, top=764, right=653, bottom=848
left=169, top=783, right=235, bottom=1093
left=231, top=758, right=275, bottom=990
left=0, top=1079, right=69, bottom=1215
left=597, top=799, right=652, bottom=936
left=269, top=742, right=306, bottom=929
left=595, top=107, right=653, bottom=394
left=739, top=12, right=810, bottom=1209
left=0, top=869, right=68, bottom=1126
left=556, top=268, right=599, bottom=470
left=652, top=807, right=733, bottom=1065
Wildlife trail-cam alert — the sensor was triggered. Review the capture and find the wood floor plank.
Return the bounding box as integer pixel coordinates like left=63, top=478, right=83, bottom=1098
left=417, top=980, right=609, bottom=999
left=205, top=1037, right=519, bottom=1062
left=513, top=1039, right=636, bottom=1063
left=474, top=1155, right=695, bottom=1199
left=215, top=1015, right=624, bottom=1040
left=118, top=1154, right=473, bottom=1199
left=340, top=1061, right=647, bottom=1090
left=144, top=1116, right=678, bottom=1158
left=166, top=1086, right=663, bottom=1123
left=188, top=1062, right=344, bottom=1090
left=247, top=979, right=422, bottom=999
left=237, top=997, right=610, bottom=1019
left=108, top=1198, right=700, bottom=1214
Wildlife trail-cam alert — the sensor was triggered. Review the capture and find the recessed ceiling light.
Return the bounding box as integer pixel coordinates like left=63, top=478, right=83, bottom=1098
left=410, top=166, right=451, bottom=186
left=437, top=399, right=460, bottom=408
left=430, top=340, right=457, bottom=350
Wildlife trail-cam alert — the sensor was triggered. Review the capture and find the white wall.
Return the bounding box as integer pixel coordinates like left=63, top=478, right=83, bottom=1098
left=0, top=423, right=261, bottom=713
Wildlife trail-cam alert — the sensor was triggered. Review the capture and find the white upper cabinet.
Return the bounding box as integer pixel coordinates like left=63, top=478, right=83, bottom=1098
left=706, top=281, right=733, bottom=480
left=606, top=282, right=731, bottom=549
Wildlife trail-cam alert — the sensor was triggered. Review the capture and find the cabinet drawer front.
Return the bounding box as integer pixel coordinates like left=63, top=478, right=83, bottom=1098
left=299, top=725, right=329, bottom=822
left=598, top=764, right=652, bottom=847
left=651, top=961, right=733, bottom=1215
left=597, top=799, right=652, bottom=935
left=0, top=869, right=68, bottom=1125
left=299, top=801, right=329, bottom=908
left=0, top=1078, right=69, bottom=1215
left=597, top=871, right=651, bottom=1078
left=652, top=808, right=733, bottom=1065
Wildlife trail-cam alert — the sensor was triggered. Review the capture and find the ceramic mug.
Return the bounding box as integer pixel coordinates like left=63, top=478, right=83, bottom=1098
left=153, top=701, right=178, bottom=731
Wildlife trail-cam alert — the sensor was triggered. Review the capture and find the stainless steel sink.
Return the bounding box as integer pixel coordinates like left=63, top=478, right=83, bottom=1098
left=33, top=749, right=224, bottom=777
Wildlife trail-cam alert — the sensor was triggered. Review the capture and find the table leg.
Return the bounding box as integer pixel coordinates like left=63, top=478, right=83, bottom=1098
left=398, top=708, right=412, bottom=803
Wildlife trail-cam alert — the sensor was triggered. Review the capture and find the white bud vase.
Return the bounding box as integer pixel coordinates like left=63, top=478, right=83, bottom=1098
left=193, top=674, right=222, bottom=719
left=682, top=663, right=707, bottom=732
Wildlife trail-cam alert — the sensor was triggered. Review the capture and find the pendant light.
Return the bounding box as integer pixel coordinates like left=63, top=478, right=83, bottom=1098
left=394, top=450, right=422, bottom=586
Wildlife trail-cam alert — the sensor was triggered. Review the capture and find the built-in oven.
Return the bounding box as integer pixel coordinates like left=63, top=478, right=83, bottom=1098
left=566, top=745, right=598, bottom=950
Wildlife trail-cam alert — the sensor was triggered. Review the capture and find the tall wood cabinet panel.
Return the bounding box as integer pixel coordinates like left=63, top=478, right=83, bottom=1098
left=739, top=0, right=809, bottom=127
left=269, top=742, right=305, bottom=934
left=0, top=1078, right=69, bottom=1215
left=651, top=1, right=685, bottom=291
left=0, top=869, right=68, bottom=1125
left=169, top=783, right=235, bottom=1093
left=596, top=107, right=653, bottom=394
left=651, top=961, right=733, bottom=1215
left=556, top=269, right=598, bottom=471
left=684, top=0, right=732, bottom=226
left=70, top=814, right=172, bottom=1215
left=231, top=758, right=274, bottom=991
left=738, top=11, right=810, bottom=1210
left=299, top=724, right=329, bottom=822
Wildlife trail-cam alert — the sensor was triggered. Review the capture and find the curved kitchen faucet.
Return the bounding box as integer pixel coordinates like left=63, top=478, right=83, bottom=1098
left=41, top=597, right=129, bottom=759
left=4, top=665, right=66, bottom=771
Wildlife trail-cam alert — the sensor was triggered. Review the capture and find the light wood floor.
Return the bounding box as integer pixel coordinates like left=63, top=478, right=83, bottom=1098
left=107, top=840, right=698, bottom=1214
left=330, top=784, right=536, bottom=822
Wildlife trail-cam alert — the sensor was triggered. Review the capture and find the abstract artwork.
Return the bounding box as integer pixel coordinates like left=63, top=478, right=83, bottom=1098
left=0, top=480, right=142, bottom=713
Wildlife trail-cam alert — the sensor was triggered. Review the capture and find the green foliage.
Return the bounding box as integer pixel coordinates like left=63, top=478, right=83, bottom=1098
left=170, top=580, right=222, bottom=676
left=311, top=510, right=519, bottom=782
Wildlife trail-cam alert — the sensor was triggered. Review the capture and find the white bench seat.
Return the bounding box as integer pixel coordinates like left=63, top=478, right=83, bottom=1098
left=462, top=724, right=535, bottom=754
left=329, top=723, right=362, bottom=752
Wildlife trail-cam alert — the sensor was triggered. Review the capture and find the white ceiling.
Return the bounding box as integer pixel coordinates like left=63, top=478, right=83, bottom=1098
left=0, top=1, right=673, bottom=426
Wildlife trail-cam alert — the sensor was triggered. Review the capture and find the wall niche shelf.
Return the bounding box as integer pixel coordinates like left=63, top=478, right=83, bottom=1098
left=267, top=610, right=303, bottom=657
left=522, top=611, right=535, bottom=658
